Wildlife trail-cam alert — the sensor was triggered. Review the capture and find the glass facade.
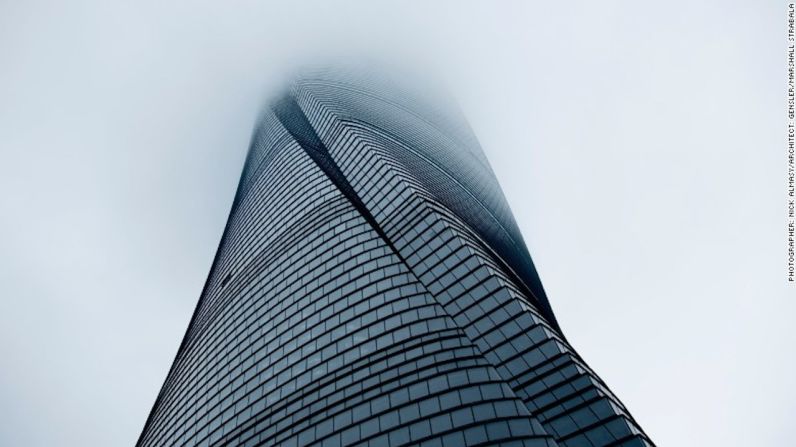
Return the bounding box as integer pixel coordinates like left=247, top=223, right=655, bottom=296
left=138, top=68, right=653, bottom=447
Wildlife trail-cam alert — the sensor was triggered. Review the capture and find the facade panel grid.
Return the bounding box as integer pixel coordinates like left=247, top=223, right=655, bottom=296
left=138, top=68, right=652, bottom=447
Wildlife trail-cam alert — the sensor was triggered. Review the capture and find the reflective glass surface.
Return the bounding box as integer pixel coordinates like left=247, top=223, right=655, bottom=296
left=138, top=69, right=652, bottom=447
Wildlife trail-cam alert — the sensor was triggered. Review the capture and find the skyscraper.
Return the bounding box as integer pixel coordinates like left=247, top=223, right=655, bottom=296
left=138, top=68, right=653, bottom=447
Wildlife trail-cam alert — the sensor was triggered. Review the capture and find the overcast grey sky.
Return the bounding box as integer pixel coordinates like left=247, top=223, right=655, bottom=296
left=0, top=1, right=788, bottom=446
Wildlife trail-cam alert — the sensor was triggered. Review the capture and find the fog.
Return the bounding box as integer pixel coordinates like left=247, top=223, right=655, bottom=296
left=0, top=1, right=788, bottom=446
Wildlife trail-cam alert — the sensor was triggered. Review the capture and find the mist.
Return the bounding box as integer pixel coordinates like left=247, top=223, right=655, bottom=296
left=0, top=1, right=788, bottom=446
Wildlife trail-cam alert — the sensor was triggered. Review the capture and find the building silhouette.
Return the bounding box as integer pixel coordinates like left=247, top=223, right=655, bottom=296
left=138, top=68, right=653, bottom=447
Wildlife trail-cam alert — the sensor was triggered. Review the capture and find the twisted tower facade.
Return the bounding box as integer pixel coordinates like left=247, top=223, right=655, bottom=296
left=138, top=69, right=652, bottom=447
